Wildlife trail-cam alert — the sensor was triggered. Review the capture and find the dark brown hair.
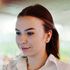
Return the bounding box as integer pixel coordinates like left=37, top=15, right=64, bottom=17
left=17, top=4, right=60, bottom=59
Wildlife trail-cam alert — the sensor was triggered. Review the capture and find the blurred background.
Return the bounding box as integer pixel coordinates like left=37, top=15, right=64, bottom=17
left=0, top=0, right=70, bottom=65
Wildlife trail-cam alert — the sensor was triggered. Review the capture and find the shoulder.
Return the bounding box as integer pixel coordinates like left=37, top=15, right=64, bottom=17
left=57, top=60, right=70, bottom=70
left=48, top=54, right=70, bottom=70
left=3, top=55, right=27, bottom=70
left=53, top=55, right=70, bottom=70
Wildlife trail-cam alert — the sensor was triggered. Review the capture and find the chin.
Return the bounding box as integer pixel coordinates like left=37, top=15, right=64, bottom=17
left=23, top=52, right=36, bottom=57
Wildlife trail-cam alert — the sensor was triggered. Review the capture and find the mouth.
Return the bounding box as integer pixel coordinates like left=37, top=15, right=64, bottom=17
left=21, top=47, right=31, bottom=51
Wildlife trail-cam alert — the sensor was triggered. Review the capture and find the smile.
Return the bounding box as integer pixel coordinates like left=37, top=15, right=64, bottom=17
left=21, top=47, right=31, bottom=51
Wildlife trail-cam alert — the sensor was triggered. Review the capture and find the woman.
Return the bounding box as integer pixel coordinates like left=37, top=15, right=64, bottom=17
left=3, top=4, right=70, bottom=70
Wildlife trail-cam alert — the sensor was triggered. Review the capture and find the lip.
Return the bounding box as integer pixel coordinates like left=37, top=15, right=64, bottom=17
left=21, top=47, right=31, bottom=50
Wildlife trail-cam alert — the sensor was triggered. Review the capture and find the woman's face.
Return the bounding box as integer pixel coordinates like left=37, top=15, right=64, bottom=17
left=16, top=16, right=50, bottom=57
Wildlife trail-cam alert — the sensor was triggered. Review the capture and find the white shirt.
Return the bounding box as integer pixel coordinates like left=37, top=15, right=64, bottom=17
left=39, top=54, right=70, bottom=70
left=3, top=54, right=70, bottom=70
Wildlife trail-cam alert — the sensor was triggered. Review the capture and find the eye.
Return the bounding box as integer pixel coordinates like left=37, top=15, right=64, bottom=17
left=27, top=32, right=34, bottom=36
left=16, top=31, right=21, bottom=35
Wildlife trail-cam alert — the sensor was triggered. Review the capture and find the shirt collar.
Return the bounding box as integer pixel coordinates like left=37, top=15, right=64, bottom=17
left=39, top=54, right=59, bottom=70
left=16, top=54, right=59, bottom=70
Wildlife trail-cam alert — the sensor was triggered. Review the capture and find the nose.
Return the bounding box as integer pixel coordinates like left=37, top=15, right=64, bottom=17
left=17, top=34, right=28, bottom=44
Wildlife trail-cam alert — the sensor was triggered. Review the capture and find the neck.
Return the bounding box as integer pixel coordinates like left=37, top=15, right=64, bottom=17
left=27, top=51, right=48, bottom=70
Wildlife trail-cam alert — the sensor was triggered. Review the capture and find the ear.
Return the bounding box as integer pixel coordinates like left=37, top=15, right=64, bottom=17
left=45, top=30, right=52, bottom=43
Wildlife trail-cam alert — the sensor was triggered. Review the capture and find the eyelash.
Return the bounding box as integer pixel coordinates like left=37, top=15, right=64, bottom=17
left=27, top=32, right=34, bottom=36
left=16, top=32, right=21, bottom=35
left=16, top=32, right=34, bottom=36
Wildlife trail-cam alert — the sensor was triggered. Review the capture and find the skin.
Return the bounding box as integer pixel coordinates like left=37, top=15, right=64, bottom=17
left=16, top=16, right=52, bottom=70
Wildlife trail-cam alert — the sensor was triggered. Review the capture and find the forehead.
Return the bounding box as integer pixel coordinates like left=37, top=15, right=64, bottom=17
left=16, top=16, right=44, bottom=30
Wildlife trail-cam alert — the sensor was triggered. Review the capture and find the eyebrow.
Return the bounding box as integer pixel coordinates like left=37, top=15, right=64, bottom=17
left=15, top=28, right=35, bottom=31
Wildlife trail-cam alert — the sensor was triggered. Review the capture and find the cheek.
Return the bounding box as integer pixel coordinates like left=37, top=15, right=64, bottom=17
left=16, top=36, right=22, bottom=49
left=31, top=39, right=46, bottom=54
left=29, top=35, right=46, bottom=50
left=16, top=36, right=19, bottom=43
left=16, top=36, right=19, bottom=47
left=29, top=32, right=45, bottom=45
